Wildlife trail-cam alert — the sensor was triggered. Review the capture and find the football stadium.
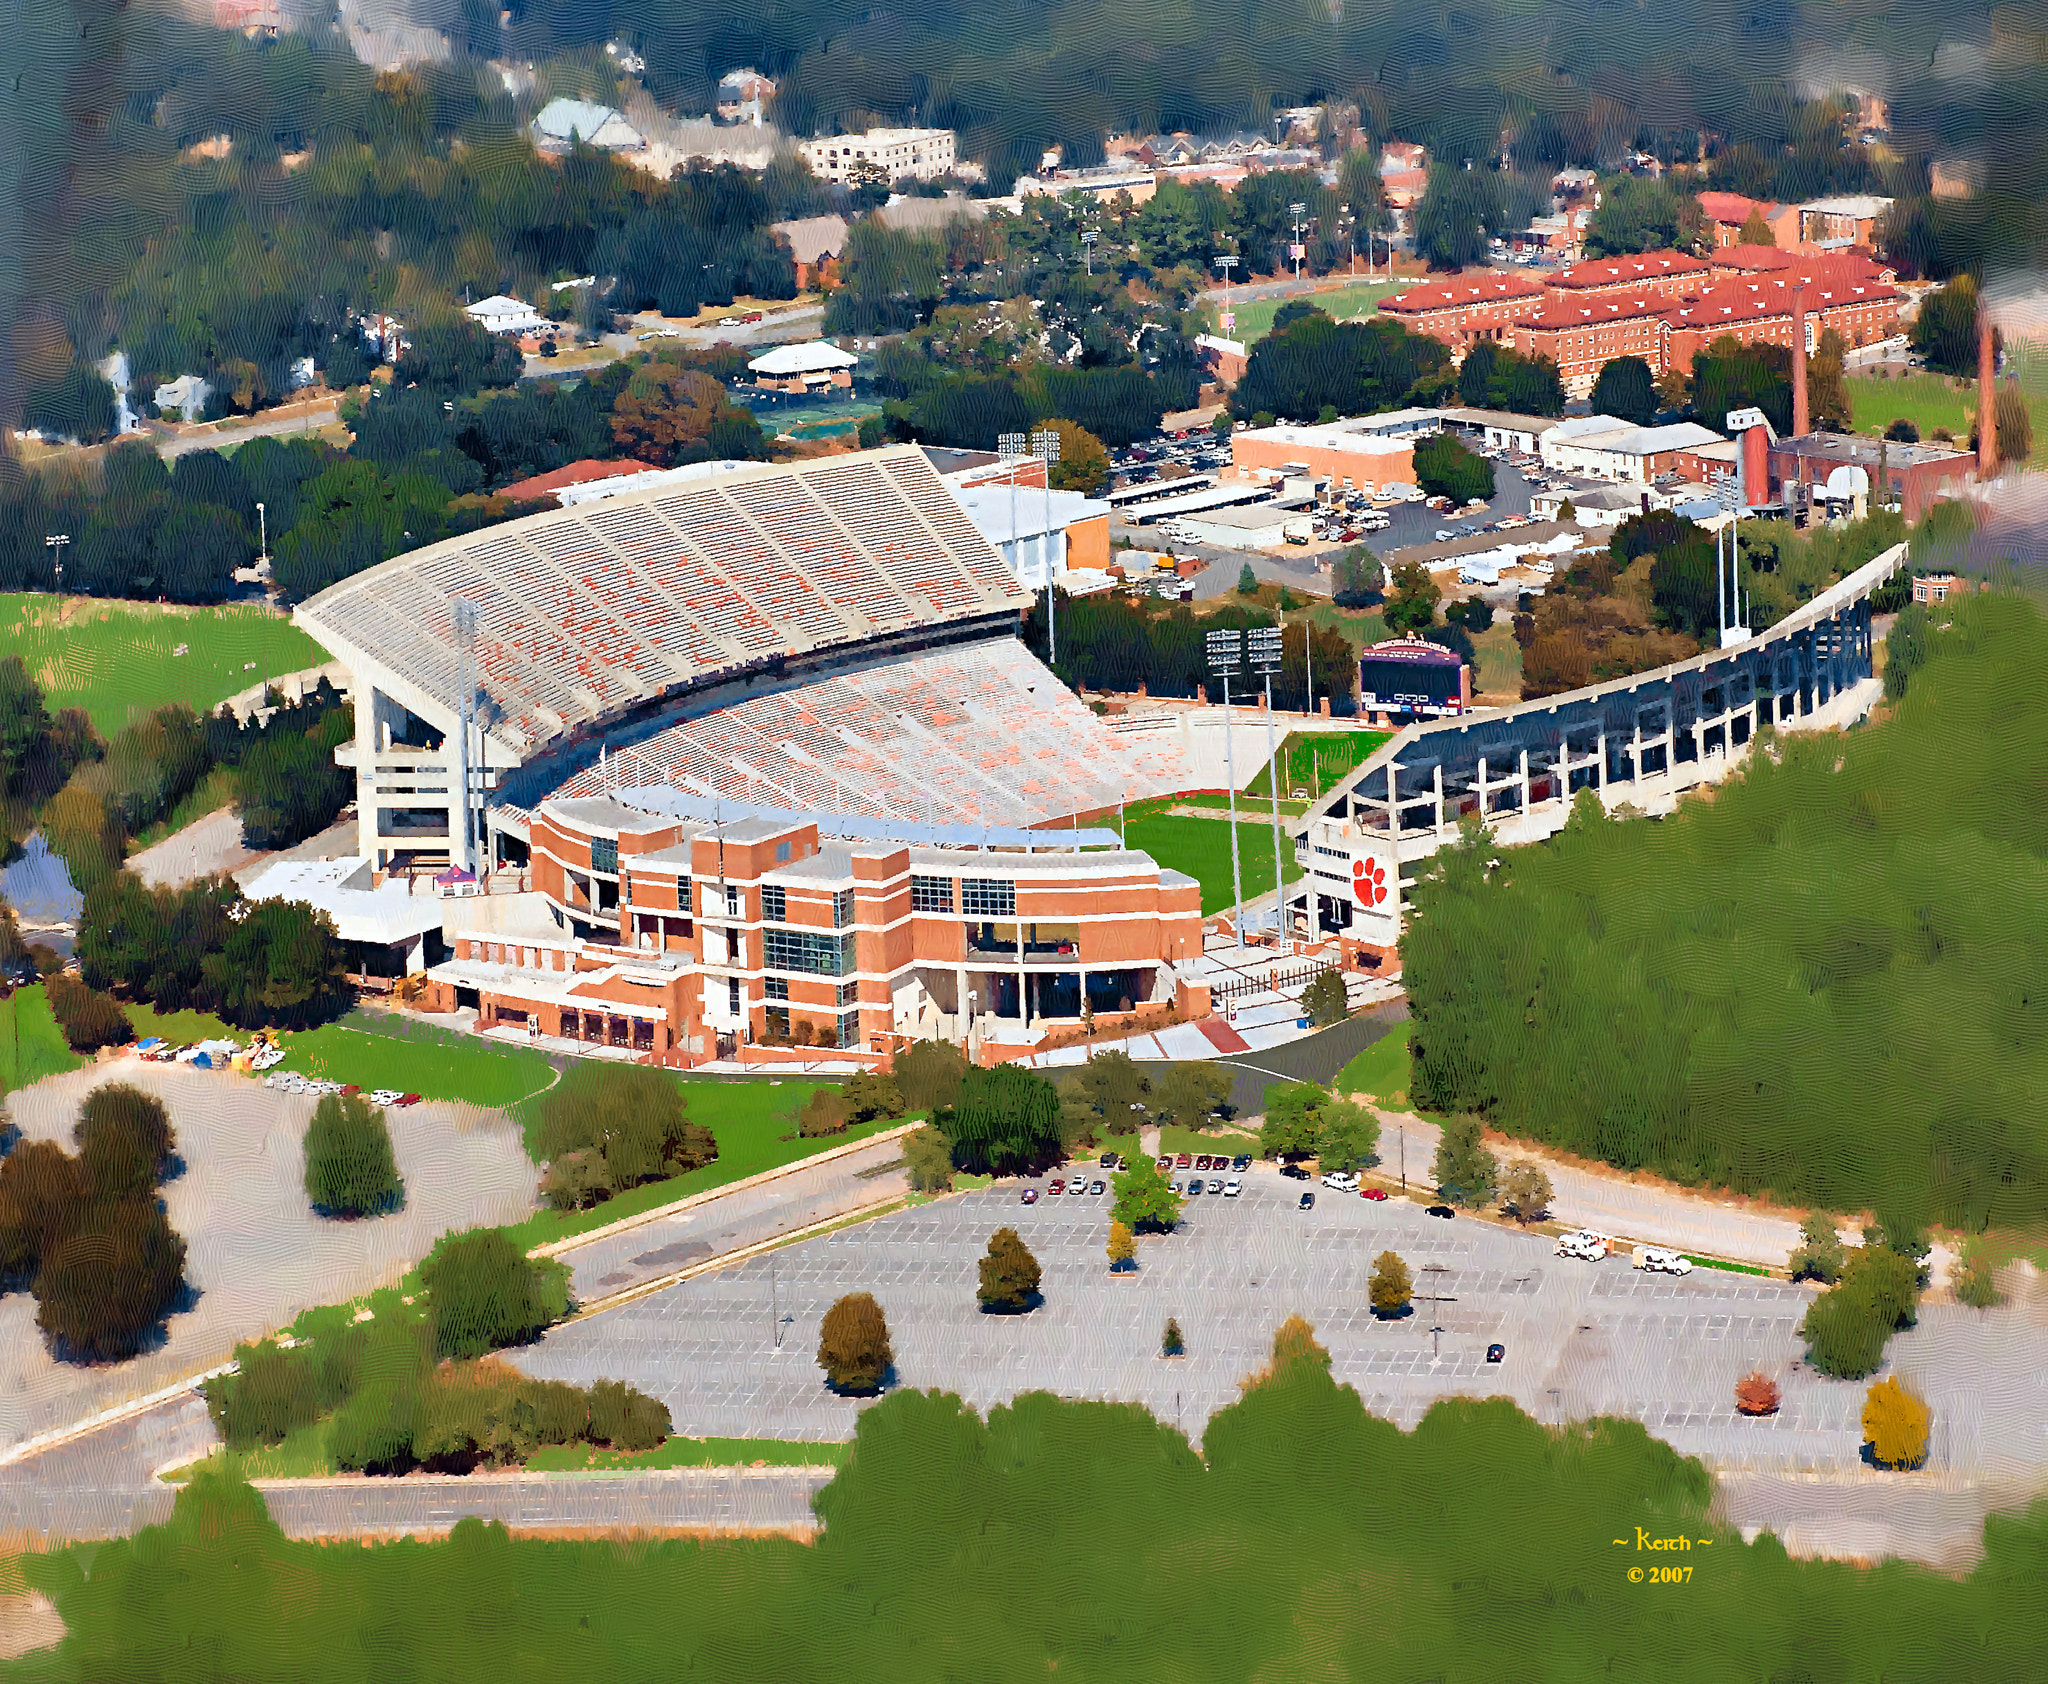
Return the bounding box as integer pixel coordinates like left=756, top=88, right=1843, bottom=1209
left=293, top=447, right=1202, bottom=1065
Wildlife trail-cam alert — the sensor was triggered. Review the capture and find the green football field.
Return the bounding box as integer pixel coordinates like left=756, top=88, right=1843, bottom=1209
left=1122, top=812, right=1305, bottom=915
left=0, top=595, right=328, bottom=735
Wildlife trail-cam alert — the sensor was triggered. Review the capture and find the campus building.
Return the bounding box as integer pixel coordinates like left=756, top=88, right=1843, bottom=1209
left=797, top=128, right=957, bottom=184
left=291, top=448, right=1200, bottom=1067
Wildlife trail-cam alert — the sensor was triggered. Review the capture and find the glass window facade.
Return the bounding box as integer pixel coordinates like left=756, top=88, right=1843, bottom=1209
left=911, top=874, right=953, bottom=912
left=961, top=879, right=1016, bottom=918
left=764, top=927, right=852, bottom=976
left=762, top=885, right=787, bottom=921
left=590, top=837, right=618, bottom=876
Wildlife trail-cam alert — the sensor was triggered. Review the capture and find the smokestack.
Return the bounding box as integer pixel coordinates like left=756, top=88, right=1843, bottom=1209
left=1792, top=287, right=1809, bottom=439
left=1978, top=301, right=1998, bottom=477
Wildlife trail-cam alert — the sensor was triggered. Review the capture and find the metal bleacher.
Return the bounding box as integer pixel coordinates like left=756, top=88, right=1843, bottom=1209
left=294, top=447, right=1027, bottom=757
left=545, top=639, right=1189, bottom=830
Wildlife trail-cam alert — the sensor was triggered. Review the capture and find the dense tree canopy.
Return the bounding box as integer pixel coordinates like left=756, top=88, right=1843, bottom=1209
left=1406, top=592, right=2048, bottom=1230
left=1232, top=313, right=1448, bottom=425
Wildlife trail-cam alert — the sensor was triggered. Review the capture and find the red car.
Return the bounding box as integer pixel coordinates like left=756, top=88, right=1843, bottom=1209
left=1361, top=1187, right=1388, bottom=1202
left=1175, top=1153, right=1193, bottom=1169
left=1049, top=1179, right=1065, bottom=1195
left=1021, top=1188, right=1039, bottom=1204
left=1155, top=1156, right=1172, bottom=1172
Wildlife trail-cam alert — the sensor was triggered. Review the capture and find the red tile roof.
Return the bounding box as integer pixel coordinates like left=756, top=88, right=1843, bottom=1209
left=1519, top=289, right=1669, bottom=329
left=1382, top=272, right=1546, bottom=311
left=1698, top=190, right=1783, bottom=226
left=1549, top=250, right=1708, bottom=289
left=499, top=458, right=665, bottom=503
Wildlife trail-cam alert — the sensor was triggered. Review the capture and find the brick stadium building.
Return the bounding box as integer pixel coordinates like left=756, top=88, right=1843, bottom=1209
left=1658, top=269, right=1903, bottom=378
left=292, top=448, right=1204, bottom=1068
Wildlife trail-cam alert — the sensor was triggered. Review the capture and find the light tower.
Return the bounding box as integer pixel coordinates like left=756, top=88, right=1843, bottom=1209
left=1205, top=628, right=1247, bottom=949
left=1248, top=624, right=1285, bottom=943
left=1032, top=426, right=1062, bottom=664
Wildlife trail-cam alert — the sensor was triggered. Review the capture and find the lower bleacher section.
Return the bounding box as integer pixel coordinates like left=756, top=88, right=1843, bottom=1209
left=543, top=638, right=1188, bottom=828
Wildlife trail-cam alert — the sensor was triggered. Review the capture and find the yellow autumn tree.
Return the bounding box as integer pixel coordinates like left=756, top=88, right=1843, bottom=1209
left=1862, top=1375, right=1931, bottom=1469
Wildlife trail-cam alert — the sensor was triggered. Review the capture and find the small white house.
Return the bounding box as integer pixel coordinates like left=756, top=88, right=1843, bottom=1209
left=465, top=295, right=550, bottom=337
left=531, top=98, right=645, bottom=154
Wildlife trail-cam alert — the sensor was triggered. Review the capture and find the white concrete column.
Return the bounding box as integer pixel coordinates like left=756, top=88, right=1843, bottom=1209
left=1597, top=729, right=1608, bottom=792
left=1433, top=763, right=1446, bottom=836
left=1518, top=748, right=1531, bottom=813
left=356, top=678, right=381, bottom=866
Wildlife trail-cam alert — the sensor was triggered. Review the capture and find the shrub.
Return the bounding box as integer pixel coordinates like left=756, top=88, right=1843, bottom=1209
left=1431, top=1114, right=1498, bottom=1208
left=588, top=1378, right=672, bottom=1451
left=303, top=1093, right=404, bottom=1218
left=209, top=1339, right=321, bottom=1449
left=1734, top=1372, right=1781, bottom=1416
left=1162, top=1317, right=1184, bottom=1356
left=1862, top=1375, right=1931, bottom=1469
left=535, top=1064, right=715, bottom=1197
left=977, top=1226, right=1042, bottom=1312
left=1790, top=1214, right=1847, bottom=1284
left=45, top=972, right=132, bottom=1052
left=818, top=1292, right=892, bottom=1393
left=798, top=1089, right=852, bottom=1138
left=539, top=1148, right=615, bottom=1212
left=420, top=1228, right=572, bottom=1361
left=841, top=1071, right=905, bottom=1125
left=0, top=1140, right=83, bottom=1283
left=1496, top=1160, right=1553, bottom=1226
left=1952, top=1238, right=1998, bottom=1308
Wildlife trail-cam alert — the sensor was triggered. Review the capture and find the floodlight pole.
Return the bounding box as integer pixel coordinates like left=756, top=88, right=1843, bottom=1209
left=1033, top=427, right=1062, bottom=665
left=1251, top=624, right=1285, bottom=946
left=43, top=534, right=69, bottom=593
left=450, top=596, right=479, bottom=875
left=1289, top=201, right=1308, bottom=279
left=1206, top=629, right=1247, bottom=949
left=999, top=431, right=1028, bottom=611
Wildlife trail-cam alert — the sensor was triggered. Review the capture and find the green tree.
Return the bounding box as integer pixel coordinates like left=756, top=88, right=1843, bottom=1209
left=74, top=1084, right=175, bottom=1200
left=34, top=1199, right=188, bottom=1362
left=1497, top=1159, right=1553, bottom=1225
left=1738, top=207, right=1777, bottom=248
left=1583, top=175, right=1705, bottom=257
left=1382, top=559, right=1442, bottom=635
left=799, top=1089, right=852, bottom=1136
left=1237, top=562, right=1258, bottom=595
left=1691, top=335, right=1792, bottom=436
left=1790, top=1214, right=1847, bottom=1284
left=394, top=318, right=523, bottom=396
left=841, top=1071, right=905, bottom=1125
left=1413, top=166, right=1491, bottom=270
left=1111, top=1149, right=1182, bottom=1233
left=1432, top=1114, right=1498, bottom=1207
left=419, top=1228, right=571, bottom=1361
left=1413, top=431, right=1493, bottom=505
left=1259, top=1081, right=1327, bottom=1161
left=1151, top=1061, right=1232, bottom=1129
left=894, top=1039, right=971, bottom=1115
left=818, top=1291, right=892, bottom=1393
left=44, top=972, right=133, bottom=1053
left=903, top=1125, right=956, bottom=1193
left=206, top=1339, right=320, bottom=1450
left=1971, top=383, right=2033, bottom=468
left=977, top=1226, right=1042, bottom=1311
left=1591, top=356, right=1658, bottom=425
left=199, top=898, right=352, bottom=1030
left=1072, top=1049, right=1151, bottom=1135
left=944, top=1065, right=1064, bottom=1175
left=1332, top=544, right=1383, bottom=608
left=1808, top=327, right=1852, bottom=432
left=303, top=1093, right=404, bottom=1218
left=1317, top=1099, right=1381, bottom=1174
left=1301, top=966, right=1348, bottom=1027
left=1800, top=1244, right=1920, bottom=1379
left=1909, top=275, right=1982, bottom=376
left=237, top=727, right=354, bottom=850
left=1161, top=1316, right=1184, bottom=1355
left=1369, top=1249, right=1412, bottom=1316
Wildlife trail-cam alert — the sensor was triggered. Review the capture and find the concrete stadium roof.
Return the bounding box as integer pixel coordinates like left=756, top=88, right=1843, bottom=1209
left=294, top=447, right=1025, bottom=760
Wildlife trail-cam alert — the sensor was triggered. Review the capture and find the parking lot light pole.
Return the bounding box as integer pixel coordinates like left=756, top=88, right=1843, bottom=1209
left=1249, top=626, right=1285, bottom=944
left=1205, top=628, right=1247, bottom=948
left=1033, top=427, right=1062, bottom=665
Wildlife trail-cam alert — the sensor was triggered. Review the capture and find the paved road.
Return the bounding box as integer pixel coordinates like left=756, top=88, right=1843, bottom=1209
left=1363, top=1109, right=1810, bottom=1270
left=0, top=1394, right=210, bottom=1542
left=126, top=806, right=263, bottom=889
left=257, top=1465, right=833, bottom=1540
left=1133, top=1003, right=1408, bottom=1116
left=551, top=1132, right=912, bottom=1305
left=513, top=1175, right=2048, bottom=1494
left=155, top=403, right=345, bottom=458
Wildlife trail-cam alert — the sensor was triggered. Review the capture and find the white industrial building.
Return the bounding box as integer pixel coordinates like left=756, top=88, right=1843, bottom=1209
left=950, top=485, right=1112, bottom=590
left=1539, top=418, right=1725, bottom=484
left=798, top=128, right=957, bottom=184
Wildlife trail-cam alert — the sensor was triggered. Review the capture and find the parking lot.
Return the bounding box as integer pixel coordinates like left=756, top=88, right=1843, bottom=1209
left=511, top=1168, right=2048, bottom=1479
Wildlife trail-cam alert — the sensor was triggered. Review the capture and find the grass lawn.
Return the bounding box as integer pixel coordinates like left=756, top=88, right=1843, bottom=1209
left=0, top=595, right=327, bottom=736
left=1223, top=278, right=1399, bottom=343
left=1335, top=1031, right=1411, bottom=1106
left=526, top=1436, right=849, bottom=1473
left=1155, top=1122, right=1260, bottom=1158
left=1843, top=365, right=2048, bottom=463
left=123, top=1005, right=560, bottom=1111
left=162, top=1421, right=335, bottom=1484
left=1122, top=813, right=1305, bottom=915
left=502, top=1076, right=893, bottom=1251
left=1243, top=730, right=1391, bottom=801
left=0, top=986, right=83, bottom=1095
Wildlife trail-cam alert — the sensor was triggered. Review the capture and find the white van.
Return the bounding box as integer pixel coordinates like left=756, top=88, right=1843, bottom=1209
left=1554, top=1229, right=1611, bottom=1261
left=1633, top=1246, right=1695, bottom=1275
